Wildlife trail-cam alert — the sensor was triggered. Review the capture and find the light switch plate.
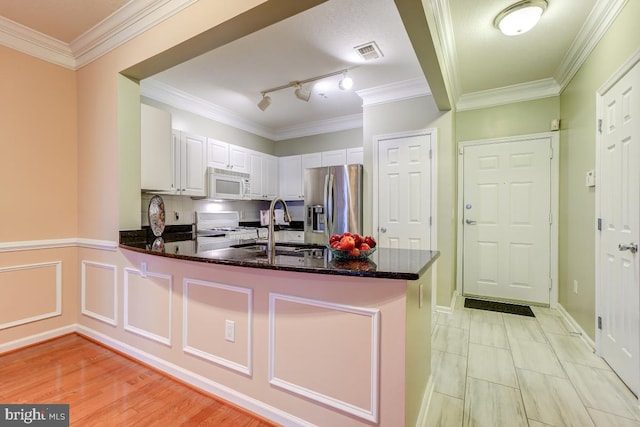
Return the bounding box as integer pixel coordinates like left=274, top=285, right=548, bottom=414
left=225, top=320, right=235, bottom=342
left=586, top=170, right=595, bottom=187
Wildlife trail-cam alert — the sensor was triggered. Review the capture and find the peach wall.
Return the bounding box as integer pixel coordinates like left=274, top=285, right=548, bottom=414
left=0, top=45, right=77, bottom=241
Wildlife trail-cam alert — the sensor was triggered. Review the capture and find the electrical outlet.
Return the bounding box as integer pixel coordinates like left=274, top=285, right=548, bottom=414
left=225, top=320, right=235, bottom=343
left=573, top=280, right=578, bottom=294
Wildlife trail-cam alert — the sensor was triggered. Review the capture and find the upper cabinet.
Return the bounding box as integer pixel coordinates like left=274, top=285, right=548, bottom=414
left=279, top=153, right=322, bottom=200
left=141, top=104, right=173, bottom=192
left=175, top=131, right=207, bottom=197
left=321, top=149, right=347, bottom=167
left=249, top=150, right=278, bottom=200
left=207, top=139, right=249, bottom=173
left=346, top=147, right=364, bottom=165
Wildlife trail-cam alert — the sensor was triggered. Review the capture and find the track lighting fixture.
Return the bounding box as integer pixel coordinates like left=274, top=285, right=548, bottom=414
left=294, top=84, right=312, bottom=102
left=339, top=72, right=353, bottom=90
left=257, top=93, right=271, bottom=111
left=257, top=67, right=356, bottom=111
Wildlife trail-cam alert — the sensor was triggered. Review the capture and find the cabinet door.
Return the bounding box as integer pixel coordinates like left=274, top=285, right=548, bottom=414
left=141, top=104, right=173, bottom=191
left=180, top=133, right=206, bottom=196
left=263, top=154, right=278, bottom=199
left=207, top=139, right=229, bottom=169
left=346, top=147, right=364, bottom=164
left=279, top=155, right=303, bottom=200
left=249, top=151, right=264, bottom=199
left=321, top=149, right=347, bottom=166
left=301, top=152, right=322, bottom=170
left=229, top=145, right=249, bottom=173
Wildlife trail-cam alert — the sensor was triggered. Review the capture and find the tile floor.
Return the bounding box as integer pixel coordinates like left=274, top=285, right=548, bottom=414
left=424, top=297, right=640, bottom=427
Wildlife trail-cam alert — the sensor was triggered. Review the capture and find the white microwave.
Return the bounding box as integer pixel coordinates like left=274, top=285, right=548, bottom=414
left=207, top=167, right=251, bottom=200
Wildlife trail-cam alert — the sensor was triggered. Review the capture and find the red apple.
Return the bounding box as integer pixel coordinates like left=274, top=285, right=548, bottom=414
left=364, top=236, right=377, bottom=248
left=353, top=234, right=363, bottom=248
left=329, top=234, right=341, bottom=244
left=348, top=248, right=361, bottom=257
left=360, top=242, right=371, bottom=251
left=339, top=235, right=355, bottom=250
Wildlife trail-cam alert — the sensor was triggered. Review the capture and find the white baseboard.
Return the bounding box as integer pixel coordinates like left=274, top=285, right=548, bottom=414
left=435, top=292, right=457, bottom=314
left=416, top=374, right=434, bottom=427
left=75, top=325, right=315, bottom=427
left=557, top=303, right=596, bottom=350
left=0, top=325, right=76, bottom=354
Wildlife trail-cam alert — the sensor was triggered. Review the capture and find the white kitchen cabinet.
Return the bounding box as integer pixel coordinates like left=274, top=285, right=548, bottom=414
left=302, top=152, right=322, bottom=170
left=279, top=153, right=322, bottom=200
left=175, top=131, right=207, bottom=197
left=279, top=155, right=303, bottom=200
left=141, top=104, right=173, bottom=192
left=250, top=151, right=278, bottom=200
left=283, top=230, right=304, bottom=242
left=207, top=139, right=249, bottom=173
left=321, top=149, right=347, bottom=166
left=346, top=147, right=364, bottom=164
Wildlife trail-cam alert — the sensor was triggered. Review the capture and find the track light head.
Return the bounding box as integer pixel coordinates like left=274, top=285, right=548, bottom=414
left=294, top=84, right=311, bottom=102
left=257, top=94, right=271, bottom=111
left=339, top=74, right=353, bottom=90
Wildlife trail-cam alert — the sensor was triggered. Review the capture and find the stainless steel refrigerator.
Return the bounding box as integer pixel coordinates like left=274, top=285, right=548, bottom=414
left=304, top=164, right=363, bottom=244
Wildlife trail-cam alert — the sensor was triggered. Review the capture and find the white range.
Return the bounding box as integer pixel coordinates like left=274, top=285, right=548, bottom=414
left=195, top=211, right=267, bottom=252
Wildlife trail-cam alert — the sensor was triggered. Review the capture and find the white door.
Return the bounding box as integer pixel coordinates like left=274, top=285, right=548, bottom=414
left=598, top=60, right=640, bottom=396
left=462, top=138, right=551, bottom=304
left=377, top=132, right=432, bottom=250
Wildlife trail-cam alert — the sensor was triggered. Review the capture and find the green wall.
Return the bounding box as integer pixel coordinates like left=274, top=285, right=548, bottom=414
left=275, top=128, right=363, bottom=156
left=456, top=97, right=560, bottom=142
left=559, top=0, right=640, bottom=339
left=363, top=95, right=456, bottom=308
left=142, top=97, right=276, bottom=155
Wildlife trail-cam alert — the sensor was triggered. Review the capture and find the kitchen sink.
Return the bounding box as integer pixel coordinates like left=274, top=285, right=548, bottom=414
left=230, top=242, right=326, bottom=258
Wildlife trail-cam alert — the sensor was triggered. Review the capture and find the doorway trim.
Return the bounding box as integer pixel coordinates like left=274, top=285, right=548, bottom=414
left=595, top=48, right=640, bottom=355
left=455, top=132, right=560, bottom=308
left=372, top=128, right=438, bottom=306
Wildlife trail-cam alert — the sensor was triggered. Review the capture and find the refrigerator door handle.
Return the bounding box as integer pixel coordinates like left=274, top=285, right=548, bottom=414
left=324, top=173, right=334, bottom=237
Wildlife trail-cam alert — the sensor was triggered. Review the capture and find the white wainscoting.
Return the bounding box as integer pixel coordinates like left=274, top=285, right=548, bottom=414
left=268, top=293, right=381, bottom=423
left=81, top=260, right=118, bottom=326
left=0, top=261, right=62, bottom=330
left=123, top=267, right=172, bottom=346
left=182, top=278, right=253, bottom=376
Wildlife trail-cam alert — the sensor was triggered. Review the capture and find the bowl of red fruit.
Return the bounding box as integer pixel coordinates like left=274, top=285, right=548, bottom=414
left=328, top=232, right=377, bottom=260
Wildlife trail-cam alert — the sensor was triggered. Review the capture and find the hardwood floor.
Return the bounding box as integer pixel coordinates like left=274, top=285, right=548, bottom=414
left=0, top=334, right=277, bottom=426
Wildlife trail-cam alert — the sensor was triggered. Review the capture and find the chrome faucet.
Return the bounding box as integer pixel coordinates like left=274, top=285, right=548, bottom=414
left=267, top=198, right=293, bottom=259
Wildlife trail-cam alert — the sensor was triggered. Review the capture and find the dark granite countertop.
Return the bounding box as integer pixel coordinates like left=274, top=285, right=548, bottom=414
left=119, top=230, right=439, bottom=281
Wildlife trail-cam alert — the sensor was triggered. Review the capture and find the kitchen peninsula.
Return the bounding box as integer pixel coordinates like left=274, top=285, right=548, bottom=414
left=117, top=233, right=438, bottom=426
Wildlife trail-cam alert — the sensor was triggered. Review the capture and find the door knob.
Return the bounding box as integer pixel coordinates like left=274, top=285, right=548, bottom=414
left=465, top=219, right=477, bottom=225
left=380, top=227, right=387, bottom=233
left=618, top=243, right=638, bottom=254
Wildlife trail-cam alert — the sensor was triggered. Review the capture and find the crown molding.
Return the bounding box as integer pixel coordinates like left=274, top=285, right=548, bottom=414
left=274, top=114, right=363, bottom=141
left=141, top=78, right=278, bottom=140
left=0, top=0, right=195, bottom=70
left=456, top=78, right=561, bottom=111
left=429, top=0, right=460, bottom=105
left=356, top=77, right=431, bottom=107
left=0, top=15, right=75, bottom=68
left=554, top=0, right=628, bottom=90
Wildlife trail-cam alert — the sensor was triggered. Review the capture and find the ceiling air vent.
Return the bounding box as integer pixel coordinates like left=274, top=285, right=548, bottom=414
left=354, top=41, right=383, bottom=61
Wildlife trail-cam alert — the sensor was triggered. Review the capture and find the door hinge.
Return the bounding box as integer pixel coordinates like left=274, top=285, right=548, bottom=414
left=429, top=216, right=432, bottom=226
left=458, top=146, right=464, bottom=155
left=549, top=212, right=553, bottom=225
left=598, top=119, right=603, bottom=134
left=429, top=149, right=433, bottom=160
left=548, top=277, right=552, bottom=290
left=598, top=316, right=602, bottom=330
left=550, top=146, right=554, bottom=159
left=597, top=218, right=602, bottom=231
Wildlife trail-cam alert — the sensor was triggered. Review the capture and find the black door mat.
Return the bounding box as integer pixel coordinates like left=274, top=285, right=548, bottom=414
left=464, top=298, right=535, bottom=317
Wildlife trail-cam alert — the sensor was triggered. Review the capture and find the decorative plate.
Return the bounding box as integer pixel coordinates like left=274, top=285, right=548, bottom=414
left=148, top=195, right=166, bottom=237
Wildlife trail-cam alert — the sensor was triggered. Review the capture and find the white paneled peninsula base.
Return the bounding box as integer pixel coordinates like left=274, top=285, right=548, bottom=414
left=85, top=242, right=438, bottom=426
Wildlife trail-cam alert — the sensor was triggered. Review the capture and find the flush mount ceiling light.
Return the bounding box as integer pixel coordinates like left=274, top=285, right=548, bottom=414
left=257, top=67, right=357, bottom=111
left=257, top=93, right=271, bottom=111
left=494, top=0, right=547, bottom=36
